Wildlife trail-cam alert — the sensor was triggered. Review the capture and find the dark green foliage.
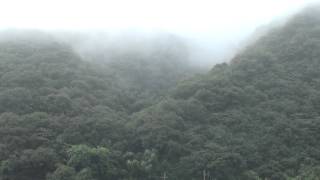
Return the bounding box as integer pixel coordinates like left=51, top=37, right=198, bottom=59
left=128, top=6, right=320, bottom=180
left=0, top=31, right=194, bottom=180
left=2, top=6, right=320, bottom=180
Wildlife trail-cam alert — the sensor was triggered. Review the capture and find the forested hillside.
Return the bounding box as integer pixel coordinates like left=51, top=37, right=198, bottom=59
left=1, top=6, right=320, bottom=180
left=0, top=31, right=196, bottom=180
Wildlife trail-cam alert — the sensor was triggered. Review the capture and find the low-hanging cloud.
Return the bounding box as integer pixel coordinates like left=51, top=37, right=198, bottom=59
left=0, top=0, right=319, bottom=67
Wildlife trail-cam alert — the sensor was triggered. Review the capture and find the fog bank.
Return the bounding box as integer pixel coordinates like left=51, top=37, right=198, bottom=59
left=0, top=0, right=319, bottom=67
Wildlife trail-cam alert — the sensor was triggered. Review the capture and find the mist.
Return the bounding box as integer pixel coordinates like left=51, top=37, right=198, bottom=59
left=0, top=0, right=319, bottom=68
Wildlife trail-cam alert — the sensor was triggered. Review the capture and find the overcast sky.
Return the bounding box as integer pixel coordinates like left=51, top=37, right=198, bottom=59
left=0, top=0, right=319, bottom=66
left=0, top=0, right=318, bottom=31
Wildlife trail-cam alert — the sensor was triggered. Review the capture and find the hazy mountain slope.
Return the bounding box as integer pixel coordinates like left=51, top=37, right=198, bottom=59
left=82, top=33, right=199, bottom=113
left=1, top=6, right=320, bottom=180
left=0, top=33, right=125, bottom=114
left=0, top=33, right=133, bottom=180
left=130, top=6, right=320, bottom=180
left=0, top=32, right=196, bottom=180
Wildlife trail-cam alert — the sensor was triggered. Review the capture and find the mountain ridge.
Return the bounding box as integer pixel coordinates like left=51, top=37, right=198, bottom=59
left=1, top=6, right=320, bottom=180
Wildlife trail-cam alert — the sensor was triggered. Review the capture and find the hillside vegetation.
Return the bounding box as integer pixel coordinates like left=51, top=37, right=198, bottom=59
left=1, top=6, right=320, bottom=180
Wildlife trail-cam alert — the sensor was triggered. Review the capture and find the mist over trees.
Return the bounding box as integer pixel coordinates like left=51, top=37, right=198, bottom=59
left=1, top=5, right=320, bottom=180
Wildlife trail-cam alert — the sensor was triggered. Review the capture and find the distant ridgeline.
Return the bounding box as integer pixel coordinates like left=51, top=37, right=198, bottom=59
left=1, top=6, right=320, bottom=180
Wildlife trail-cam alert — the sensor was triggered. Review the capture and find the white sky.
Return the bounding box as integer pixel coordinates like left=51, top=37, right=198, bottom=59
left=0, top=0, right=318, bottom=32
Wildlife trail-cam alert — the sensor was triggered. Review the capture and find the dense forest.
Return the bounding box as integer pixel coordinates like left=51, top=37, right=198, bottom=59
left=1, top=6, right=320, bottom=180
